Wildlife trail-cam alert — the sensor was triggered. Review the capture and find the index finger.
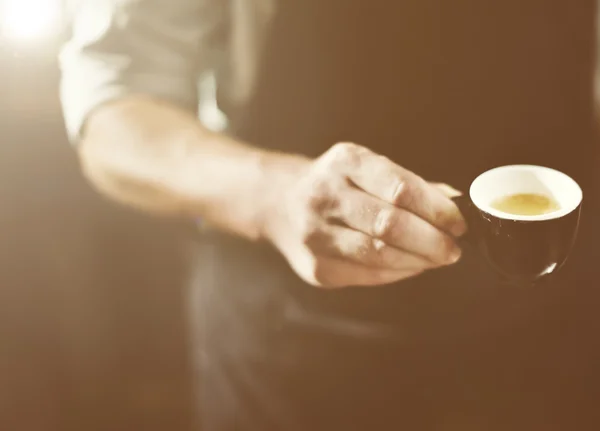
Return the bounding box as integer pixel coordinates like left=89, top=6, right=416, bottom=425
left=344, top=148, right=467, bottom=237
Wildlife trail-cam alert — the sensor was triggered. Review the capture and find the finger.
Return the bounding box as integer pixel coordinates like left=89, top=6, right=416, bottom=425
left=430, top=182, right=462, bottom=199
left=331, top=188, right=462, bottom=265
left=333, top=144, right=466, bottom=237
left=318, top=225, right=435, bottom=270
left=302, top=256, right=425, bottom=288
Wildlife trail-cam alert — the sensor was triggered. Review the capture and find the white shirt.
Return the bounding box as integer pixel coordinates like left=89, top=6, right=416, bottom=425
left=60, top=0, right=277, bottom=141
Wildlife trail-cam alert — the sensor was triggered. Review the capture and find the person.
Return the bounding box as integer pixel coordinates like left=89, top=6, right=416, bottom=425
left=60, top=1, right=596, bottom=429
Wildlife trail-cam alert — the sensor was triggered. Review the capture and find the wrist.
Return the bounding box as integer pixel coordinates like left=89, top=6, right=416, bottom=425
left=254, top=150, right=310, bottom=242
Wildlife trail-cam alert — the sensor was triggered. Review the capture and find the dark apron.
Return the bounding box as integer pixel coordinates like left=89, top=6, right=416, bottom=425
left=195, top=1, right=596, bottom=430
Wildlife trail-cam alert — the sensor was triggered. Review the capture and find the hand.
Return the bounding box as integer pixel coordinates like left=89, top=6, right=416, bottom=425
left=261, top=143, right=467, bottom=288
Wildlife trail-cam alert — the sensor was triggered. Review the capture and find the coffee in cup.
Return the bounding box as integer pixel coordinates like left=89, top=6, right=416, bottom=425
left=490, top=193, right=561, bottom=216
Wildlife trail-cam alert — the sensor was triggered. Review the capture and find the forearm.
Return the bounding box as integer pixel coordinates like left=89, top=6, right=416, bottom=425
left=79, top=95, right=307, bottom=240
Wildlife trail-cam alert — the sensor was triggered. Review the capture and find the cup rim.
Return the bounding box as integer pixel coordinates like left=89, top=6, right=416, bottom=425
left=469, top=164, right=583, bottom=221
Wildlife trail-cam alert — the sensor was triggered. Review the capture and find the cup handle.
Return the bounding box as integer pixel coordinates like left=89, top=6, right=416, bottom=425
left=451, top=194, right=477, bottom=250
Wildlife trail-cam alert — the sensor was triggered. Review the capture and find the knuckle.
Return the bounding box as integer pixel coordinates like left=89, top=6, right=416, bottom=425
left=372, top=238, right=388, bottom=253
left=373, top=208, right=401, bottom=239
left=352, top=236, right=391, bottom=268
left=326, top=142, right=363, bottom=168
left=368, top=238, right=392, bottom=266
left=354, top=236, right=383, bottom=261
left=354, top=237, right=372, bottom=260
left=391, top=176, right=424, bottom=209
left=390, top=179, right=413, bottom=207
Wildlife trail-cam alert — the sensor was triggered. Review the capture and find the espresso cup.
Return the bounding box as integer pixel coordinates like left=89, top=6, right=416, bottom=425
left=453, top=165, right=583, bottom=285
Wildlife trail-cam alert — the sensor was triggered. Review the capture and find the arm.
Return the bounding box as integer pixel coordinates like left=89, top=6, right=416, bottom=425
left=61, top=0, right=301, bottom=240
left=79, top=95, right=306, bottom=240
left=62, top=0, right=465, bottom=288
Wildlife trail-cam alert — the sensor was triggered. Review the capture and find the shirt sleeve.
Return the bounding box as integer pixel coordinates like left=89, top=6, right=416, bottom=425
left=59, top=0, right=225, bottom=143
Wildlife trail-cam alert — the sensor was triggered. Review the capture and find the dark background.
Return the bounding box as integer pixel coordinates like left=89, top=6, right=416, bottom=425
left=0, top=39, right=195, bottom=430
left=1, top=2, right=600, bottom=430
